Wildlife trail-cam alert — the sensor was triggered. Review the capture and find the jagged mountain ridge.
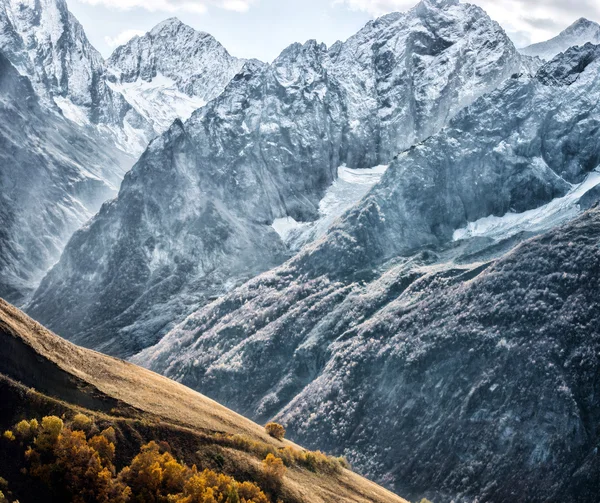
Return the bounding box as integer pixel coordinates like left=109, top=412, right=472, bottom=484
left=133, top=45, right=600, bottom=501
left=0, top=51, right=133, bottom=305
left=106, top=18, right=246, bottom=132
left=27, top=0, right=525, bottom=358
left=0, top=0, right=154, bottom=154
left=0, top=0, right=252, bottom=302
left=521, top=17, right=600, bottom=60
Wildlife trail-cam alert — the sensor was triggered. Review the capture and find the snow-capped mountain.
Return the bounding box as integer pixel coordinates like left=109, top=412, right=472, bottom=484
left=106, top=18, right=246, bottom=132
left=0, top=51, right=133, bottom=305
left=27, top=0, right=524, bottom=358
left=0, top=0, right=154, bottom=155
left=521, top=18, right=600, bottom=60
left=0, top=0, right=247, bottom=155
left=133, top=44, right=600, bottom=501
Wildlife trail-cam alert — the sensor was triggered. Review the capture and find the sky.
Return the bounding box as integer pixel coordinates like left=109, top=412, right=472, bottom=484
left=68, top=0, right=600, bottom=61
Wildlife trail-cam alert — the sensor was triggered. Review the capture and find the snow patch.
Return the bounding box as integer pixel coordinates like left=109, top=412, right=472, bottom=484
left=453, top=169, right=600, bottom=242
left=272, top=164, right=388, bottom=250
left=53, top=96, right=89, bottom=126
left=272, top=216, right=303, bottom=241
left=107, top=73, right=206, bottom=132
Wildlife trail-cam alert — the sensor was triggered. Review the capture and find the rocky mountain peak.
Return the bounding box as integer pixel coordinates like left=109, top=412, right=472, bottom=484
left=149, top=16, right=186, bottom=34
left=0, top=0, right=155, bottom=154
left=418, top=0, right=459, bottom=10
left=108, top=18, right=242, bottom=85
left=105, top=17, right=245, bottom=132
left=146, top=16, right=216, bottom=46
left=564, top=17, right=600, bottom=35
left=0, top=0, right=103, bottom=102
left=521, top=17, right=600, bottom=60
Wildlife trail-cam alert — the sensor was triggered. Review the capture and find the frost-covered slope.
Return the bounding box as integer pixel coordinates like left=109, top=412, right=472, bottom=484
left=0, top=52, right=133, bottom=305
left=106, top=18, right=246, bottom=132
left=521, top=18, right=600, bottom=60
left=133, top=44, right=600, bottom=502
left=27, top=0, right=523, bottom=357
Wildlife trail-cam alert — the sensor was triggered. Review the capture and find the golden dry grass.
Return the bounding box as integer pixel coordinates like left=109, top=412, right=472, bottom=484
left=0, top=299, right=407, bottom=503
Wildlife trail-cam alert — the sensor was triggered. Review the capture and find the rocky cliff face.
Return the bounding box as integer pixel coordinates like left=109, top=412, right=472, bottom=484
left=28, top=0, right=524, bottom=358
left=106, top=18, right=246, bottom=132
left=133, top=46, right=600, bottom=502
left=0, top=51, right=132, bottom=305
left=521, top=18, right=600, bottom=61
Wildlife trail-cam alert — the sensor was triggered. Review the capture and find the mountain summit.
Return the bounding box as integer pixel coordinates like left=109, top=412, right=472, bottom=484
left=0, top=0, right=154, bottom=154
left=106, top=18, right=246, bottom=132
left=521, top=18, right=600, bottom=60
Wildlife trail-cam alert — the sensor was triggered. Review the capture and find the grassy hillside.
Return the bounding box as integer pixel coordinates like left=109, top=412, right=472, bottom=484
left=0, top=299, right=408, bottom=503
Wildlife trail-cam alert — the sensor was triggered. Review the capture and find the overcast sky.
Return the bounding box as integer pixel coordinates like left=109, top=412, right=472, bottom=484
left=68, top=0, right=600, bottom=61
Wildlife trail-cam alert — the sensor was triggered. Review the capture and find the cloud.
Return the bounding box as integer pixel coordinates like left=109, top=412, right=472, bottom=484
left=333, top=0, right=415, bottom=16
left=105, top=29, right=145, bottom=48
left=334, top=0, right=600, bottom=46
left=78, top=0, right=254, bottom=13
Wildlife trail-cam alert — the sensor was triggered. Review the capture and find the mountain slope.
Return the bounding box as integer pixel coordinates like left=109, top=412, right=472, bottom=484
left=0, top=51, right=133, bottom=305
left=28, top=0, right=524, bottom=358
left=0, top=298, right=408, bottom=503
left=135, top=208, right=600, bottom=503
left=134, top=46, right=600, bottom=501
left=106, top=18, right=246, bottom=132
left=521, top=18, right=600, bottom=60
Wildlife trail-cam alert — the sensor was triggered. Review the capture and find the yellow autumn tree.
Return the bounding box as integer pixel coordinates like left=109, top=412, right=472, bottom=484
left=6, top=416, right=272, bottom=503
left=118, top=441, right=187, bottom=502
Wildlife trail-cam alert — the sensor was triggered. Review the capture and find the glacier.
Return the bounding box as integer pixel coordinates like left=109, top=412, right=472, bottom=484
left=453, top=168, right=600, bottom=242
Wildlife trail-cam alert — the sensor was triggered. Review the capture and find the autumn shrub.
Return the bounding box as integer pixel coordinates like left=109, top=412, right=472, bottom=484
left=336, top=456, right=351, bottom=470
left=71, top=413, right=93, bottom=433
left=174, top=468, right=269, bottom=503
left=0, top=479, right=11, bottom=503
left=214, top=433, right=347, bottom=475
left=119, top=441, right=187, bottom=500
left=2, top=432, right=14, bottom=442
left=262, top=453, right=286, bottom=488
left=264, top=423, right=286, bottom=441
left=14, top=419, right=38, bottom=440
left=33, top=416, right=63, bottom=452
